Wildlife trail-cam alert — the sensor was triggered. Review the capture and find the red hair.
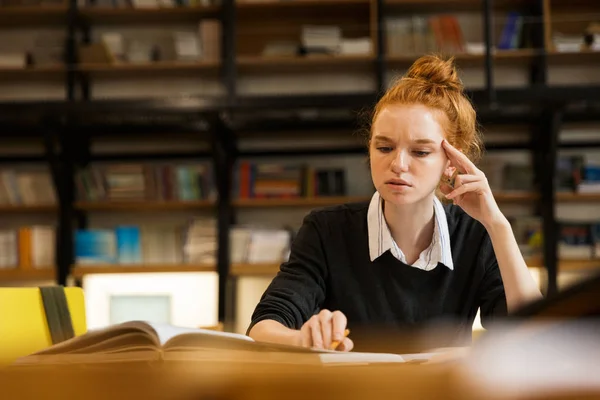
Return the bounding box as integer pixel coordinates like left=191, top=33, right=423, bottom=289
left=369, top=54, right=483, bottom=165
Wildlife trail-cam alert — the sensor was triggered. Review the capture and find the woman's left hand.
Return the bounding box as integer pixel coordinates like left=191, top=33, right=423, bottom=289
left=440, top=140, right=504, bottom=228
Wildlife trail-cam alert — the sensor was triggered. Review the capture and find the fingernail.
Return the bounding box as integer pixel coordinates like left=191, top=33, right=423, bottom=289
left=333, top=334, right=341, bottom=341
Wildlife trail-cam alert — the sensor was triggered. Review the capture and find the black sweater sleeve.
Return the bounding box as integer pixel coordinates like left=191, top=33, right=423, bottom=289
left=477, top=232, right=508, bottom=328
left=247, top=211, right=328, bottom=334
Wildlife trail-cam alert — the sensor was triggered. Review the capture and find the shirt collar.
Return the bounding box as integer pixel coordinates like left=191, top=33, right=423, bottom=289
left=367, top=191, right=454, bottom=271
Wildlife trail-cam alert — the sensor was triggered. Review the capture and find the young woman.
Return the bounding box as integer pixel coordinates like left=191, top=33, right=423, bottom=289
left=247, top=55, right=543, bottom=352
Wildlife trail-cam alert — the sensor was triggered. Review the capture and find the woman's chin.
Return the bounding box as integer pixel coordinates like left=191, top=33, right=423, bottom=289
left=380, top=188, right=416, bottom=205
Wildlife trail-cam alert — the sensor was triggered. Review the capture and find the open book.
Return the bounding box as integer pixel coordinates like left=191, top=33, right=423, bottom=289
left=14, top=321, right=410, bottom=366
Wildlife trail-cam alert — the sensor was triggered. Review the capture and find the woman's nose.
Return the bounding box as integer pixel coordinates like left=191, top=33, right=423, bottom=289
left=391, top=151, right=409, bottom=173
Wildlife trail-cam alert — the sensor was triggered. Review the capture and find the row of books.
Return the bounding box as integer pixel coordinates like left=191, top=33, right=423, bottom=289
left=386, top=12, right=528, bottom=57
left=0, top=169, right=56, bottom=206
left=81, top=20, right=221, bottom=65
left=479, top=155, right=600, bottom=194
left=558, top=222, right=600, bottom=260
left=75, top=162, right=216, bottom=202
left=234, top=162, right=347, bottom=199
left=510, top=216, right=600, bottom=260
left=74, top=221, right=292, bottom=265
left=556, top=155, right=600, bottom=194
left=0, top=226, right=55, bottom=269
left=553, top=22, right=600, bottom=53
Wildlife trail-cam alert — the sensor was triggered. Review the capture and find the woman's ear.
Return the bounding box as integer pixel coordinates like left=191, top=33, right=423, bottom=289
left=444, top=160, right=455, bottom=177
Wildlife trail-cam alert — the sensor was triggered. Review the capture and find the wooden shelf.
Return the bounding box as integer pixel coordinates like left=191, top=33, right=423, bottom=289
left=237, top=0, right=369, bottom=9
left=230, top=263, right=280, bottom=276
left=0, top=66, right=66, bottom=80
left=237, top=55, right=375, bottom=73
left=559, top=259, right=600, bottom=272
left=0, top=204, right=57, bottom=213
left=547, top=50, right=600, bottom=64
left=0, top=5, right=67, bottom=26
left=75, top=200, right=215, bottom=212
left=77, top=61, right=220, bottom=77
left=528, top=257, right=600, bottom=272
left=71, top=264, right=216, bottom=278
left=79, top=6, right=220, bottom=24
left=385, top=0, right=533, bottom=11
left=494, top=192, right=539, bottom=202
left=237, top=0, right=369, bottom=18
left=387, top=49, right=538, bottom=67
left=556, top=193, right=600, bottom=202
left=0, top=268, right=55, bottom=282
left=233, top=196, right=370, bottom=208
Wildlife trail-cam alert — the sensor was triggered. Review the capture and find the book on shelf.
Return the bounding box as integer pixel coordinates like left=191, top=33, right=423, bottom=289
left=230, top=226, right=292, bottom=264
left=556, top=155, right=600, bottom=194
left=558, top=222, right=600, bottom=260
left=234, top=161, right=347, bottom=199
left=13, top=320, right=413, bottom=366
left=74, top=219, right=218, bottom=266
left=0, top=169, right=56, bottom=207
left=0, top=226, right=56, bottom=270
left=385, top=12, right=528, bottom=58
left=76, top=162, right=216, bottom=203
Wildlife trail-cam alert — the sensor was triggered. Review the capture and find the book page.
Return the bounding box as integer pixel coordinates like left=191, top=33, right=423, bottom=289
left=318, top=352, right=406, bottom=365
left=148, top=323, right=254, bottom=346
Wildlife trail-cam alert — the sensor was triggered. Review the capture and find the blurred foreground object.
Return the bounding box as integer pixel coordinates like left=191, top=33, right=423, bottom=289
left=0, top=286, right=87, bottom=366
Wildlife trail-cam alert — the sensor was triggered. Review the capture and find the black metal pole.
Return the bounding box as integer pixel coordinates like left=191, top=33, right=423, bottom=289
left=530, top=0, right=548, bottom=85
left=81, top=22, right=92, bottom=100
left=483, top=0, right=496, bottom=104
left=540, top=106, right=562, bottom=296
left=66, top=0, right=78, bottom=100
left=221, top=0, right=237, bottom=104
left=44, top=120, right=75, bottom=287
left=375, top=0, right=385, bottom=95
left=211, top=116, right=235, bottom=327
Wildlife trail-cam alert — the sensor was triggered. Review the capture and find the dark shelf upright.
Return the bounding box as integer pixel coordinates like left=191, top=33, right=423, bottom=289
left=539, top=106, right=562, bottom=296
left=530, top=0, right=548, bottom=86
left=375, top=0, right=386, bottom=95
left=483, top=0, right=496, bottom=105
left=212, top=115, right=237, bottom=329
left=66, top=0, right=78, bottom=101
left=222, top=0, right=237, bottom=104
left=43, top=117, right=76, bottom=287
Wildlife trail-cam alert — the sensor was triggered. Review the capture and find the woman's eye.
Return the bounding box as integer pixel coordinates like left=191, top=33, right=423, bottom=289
left=413, top=151, right=430, bottom=157
left=377, top=147, right=393, bottom=153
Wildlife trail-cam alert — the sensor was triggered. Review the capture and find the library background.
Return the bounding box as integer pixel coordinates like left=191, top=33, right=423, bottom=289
left=0, top=0, right=598, bottom=336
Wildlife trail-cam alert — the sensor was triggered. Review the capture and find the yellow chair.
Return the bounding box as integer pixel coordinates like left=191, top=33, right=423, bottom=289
left=0, top=286, right=87, bottom=366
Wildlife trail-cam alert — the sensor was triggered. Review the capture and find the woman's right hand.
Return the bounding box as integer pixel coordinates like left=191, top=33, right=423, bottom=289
left=299, top=309, right=353, bottom=352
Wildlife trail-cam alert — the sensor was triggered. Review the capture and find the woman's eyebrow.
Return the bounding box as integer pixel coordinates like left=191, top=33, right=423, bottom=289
left=412, top=138, right=437, bottom=144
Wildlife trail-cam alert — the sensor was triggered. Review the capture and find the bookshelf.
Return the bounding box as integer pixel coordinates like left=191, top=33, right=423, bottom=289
left=78, top=5, right=220, bottom=25
left=74, top=200, right=215, bottom=212
left=0, top=205, right=57, bottom=213
left=71, top=264, right=216, bottom=278
left=77, top=61, right=221, bottom=78
left=0, top=0, right=598, bottom=332
left=0, top=5, right=67, bottom=27
left=0, top=268, right=55, bottom=283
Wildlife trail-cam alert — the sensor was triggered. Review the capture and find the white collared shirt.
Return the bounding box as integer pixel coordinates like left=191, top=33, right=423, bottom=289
left=367, top=191, right=454, bottom=271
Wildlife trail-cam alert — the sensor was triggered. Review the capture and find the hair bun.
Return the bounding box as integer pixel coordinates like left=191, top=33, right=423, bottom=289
left=405, top=54, right=463, bottom=92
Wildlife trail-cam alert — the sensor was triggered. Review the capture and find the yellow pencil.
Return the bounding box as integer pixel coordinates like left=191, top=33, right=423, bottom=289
left=330, top=329, right=350, bottom=350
